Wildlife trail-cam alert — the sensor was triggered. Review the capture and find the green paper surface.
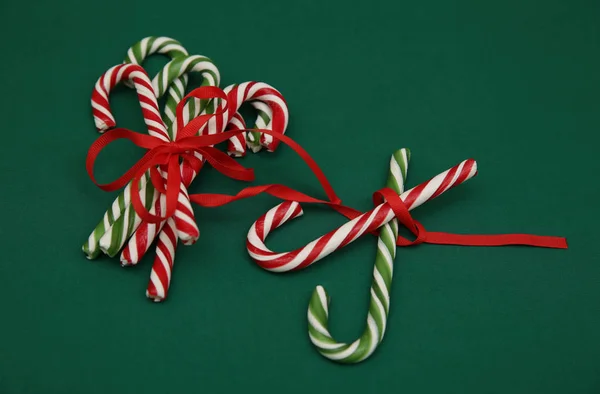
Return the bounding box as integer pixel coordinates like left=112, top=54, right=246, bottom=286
left=1, top=0, right=599, bottom=393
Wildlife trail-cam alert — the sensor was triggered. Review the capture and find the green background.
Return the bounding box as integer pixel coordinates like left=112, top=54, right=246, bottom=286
left=1, top=0, right=598, bottom=393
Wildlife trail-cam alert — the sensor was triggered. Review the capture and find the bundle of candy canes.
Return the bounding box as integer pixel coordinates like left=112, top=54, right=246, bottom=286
left=84, top=37, right=289, bottom=301
left=84, top=37, right=567, bottom=364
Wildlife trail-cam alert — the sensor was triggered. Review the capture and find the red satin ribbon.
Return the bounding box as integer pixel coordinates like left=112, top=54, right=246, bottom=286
left=87, top=86, right=568, bottom=250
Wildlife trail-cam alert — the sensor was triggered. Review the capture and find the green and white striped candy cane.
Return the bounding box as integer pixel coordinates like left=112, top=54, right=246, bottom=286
left=82, top=37, right=194, bottom=258
left=151, top=54, right=220, bottom=139
left=307, top=148, right=410, bottom=363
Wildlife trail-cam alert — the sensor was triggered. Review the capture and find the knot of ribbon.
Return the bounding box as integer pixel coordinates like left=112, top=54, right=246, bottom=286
left=87, top=86, right=259, bottom=224
left=86, top=85, right=567, bottom=251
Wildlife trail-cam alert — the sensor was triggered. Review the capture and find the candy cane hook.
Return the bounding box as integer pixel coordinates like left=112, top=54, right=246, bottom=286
left=308, top=149, right=409, bottom=363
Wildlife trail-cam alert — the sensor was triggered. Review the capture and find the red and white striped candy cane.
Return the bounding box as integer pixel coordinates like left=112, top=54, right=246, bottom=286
left=143, top=85, right=288, bottom=301
left=247, top=159, right=478, bottom=272
left=144, top=113, right=248, bottom=301
left=91, top=64, right=169, bottom=141
left=91, top=63, right=202, bottom=247
left=142, top=84, right=288, bottom=301
left=146, top=217, right=178, bottom=301
left=88, top=64, right=175, bottom=259
left=222, top=82, right=289, bottom=153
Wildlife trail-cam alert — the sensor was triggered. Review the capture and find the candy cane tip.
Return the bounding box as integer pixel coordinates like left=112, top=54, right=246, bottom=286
left=82, top=246, right=97, bottom=260
left=227, top=150, right=245, bottom=157
left=95, top=120, right=114, bottom=133
left=146, top=291, right=165, bottom=302
left=397, top=148, right=411, bottom=159
left=314, top=285, right=331, bottom=303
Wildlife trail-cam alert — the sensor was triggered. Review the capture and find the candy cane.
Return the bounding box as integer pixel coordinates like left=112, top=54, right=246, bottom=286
left=223, top=82, right=289, bottom=153
left=247, top=159, right=478, bottom=272
left=308, top=149, right=409, bottom=363
left=83, top=64, right=169, bottom=258
left=126, top=41, right=217, bottom=247
left=83, top=38, right=191, bottom=259
left=144, top=113, right=249, bottom=301
left=110, top=51, right=223, bottom=246
left=142, top=84, right=288, bottom=301
left=124, top=36, right=189, bottom=90
left=91, top=64, right=169, bottom=139
left=123, top=36, right=190, bottom=129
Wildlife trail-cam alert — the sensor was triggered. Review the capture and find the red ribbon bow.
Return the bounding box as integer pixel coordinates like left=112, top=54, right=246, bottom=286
left=87, top=86, right=568, bottom=250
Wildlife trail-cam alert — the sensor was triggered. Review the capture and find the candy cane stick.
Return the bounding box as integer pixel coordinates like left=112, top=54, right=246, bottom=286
left=83, top=64, right=169, bottom=258
left=247, top=159, right=478, bottom=272
left=308, top=149, right=409, bottom=363
left=145, top=113, right=248, bottom=301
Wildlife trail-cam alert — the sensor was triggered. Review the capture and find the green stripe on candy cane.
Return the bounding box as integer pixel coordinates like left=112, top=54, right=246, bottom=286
left=153, top=55, right=220, bottom=139
left=246, top=101, right=271, bottom=153
left=82, top=176, right=152, bottom=258
left=307, top=148, right=410, bottom=363
left=99, top=180, right=157, bottom=257
left=124, top=36, right=188, bottom=66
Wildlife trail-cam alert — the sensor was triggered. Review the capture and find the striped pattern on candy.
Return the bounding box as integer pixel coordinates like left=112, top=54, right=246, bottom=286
left=146, top=217, right=178, bottom=301
left=246, top=159, right=478, bottom=272
left=141, top=113, right=250, bottom=301
left=308, top=149, right=409, bottom=363
left=83, top=64, right=168, bottom=258
left=223, top=82, right=289, bottom=155
left=124, top=36, right=188, bottom=68
left=91, top=64, right=169, bottom=139
left=123, top=36, right=191, bottom=130
left=98, top=184, right=157, bottom=257
left=126, top=40, right=208, bottom=247
left=125, top=51, right=222, bottom=244
left=83, top=38, right=190, bottom=260
left=152, top=55, right=220, bottom=140
left=121, top=193, right=167, bottom=264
